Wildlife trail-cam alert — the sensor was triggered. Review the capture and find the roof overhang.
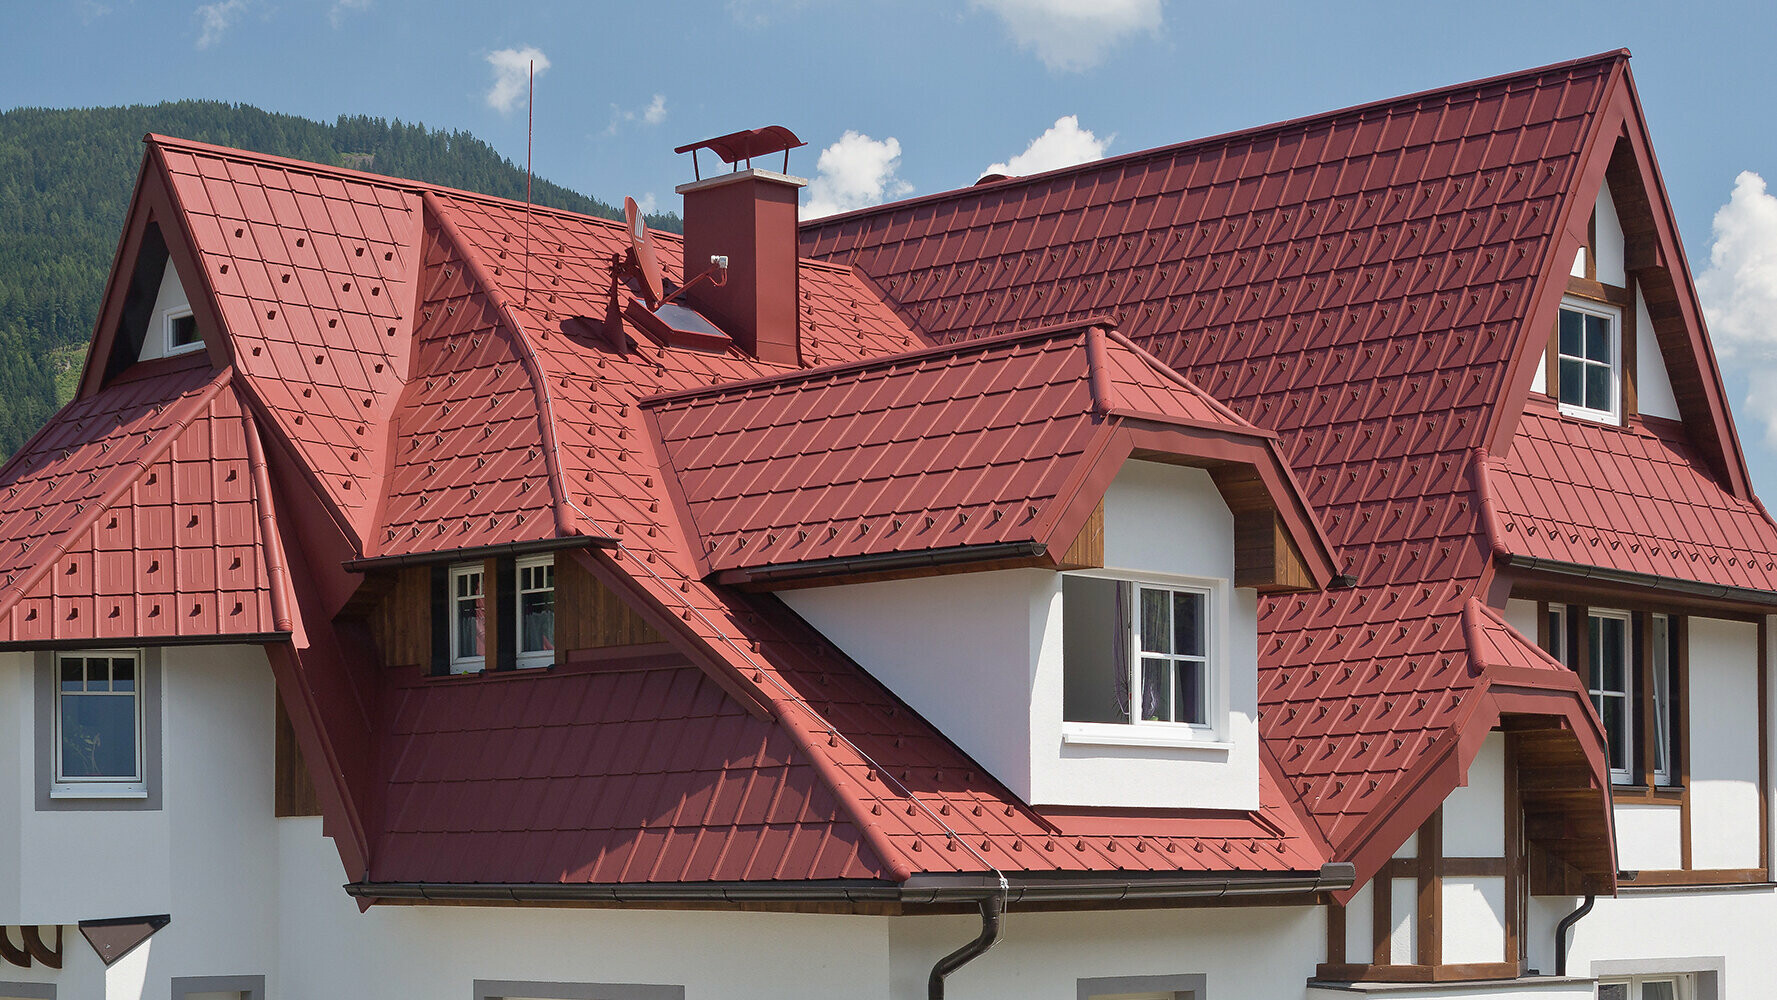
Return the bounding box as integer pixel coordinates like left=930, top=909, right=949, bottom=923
left=1500, top=554, right=1777, bottom=611
left=341, top=534, right=617, bottom=573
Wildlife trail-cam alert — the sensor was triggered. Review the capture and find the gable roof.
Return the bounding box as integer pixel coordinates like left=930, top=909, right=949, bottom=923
left=642, top=320, right=1335, bottom=587
left=5, top=131, right=1347, bottom=898
left=803, top=51, right=1656, bottom=891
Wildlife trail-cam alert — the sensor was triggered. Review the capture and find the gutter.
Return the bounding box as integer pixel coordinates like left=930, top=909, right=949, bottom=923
left=342, top=864, right=1355, bottom=906
left=341, top=535, right=615, bottom=573
left=1501, top=554, right=1777, bottom=608
left=729, top=541, right=1049, bottom=586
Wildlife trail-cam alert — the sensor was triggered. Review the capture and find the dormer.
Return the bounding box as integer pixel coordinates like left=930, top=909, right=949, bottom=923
left=643, top=321, right=1338, bottom=810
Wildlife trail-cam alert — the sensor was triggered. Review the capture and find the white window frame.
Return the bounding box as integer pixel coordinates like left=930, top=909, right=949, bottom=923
left=515, top=554, right=556, bottom=669
left=51, top=648, right=147, bottom=798
left=1587, top=608, right=1634, bottom=785
left=164, top=306, right=203, bottom=356
left=1061, top=569, right=1229, bottom=746
left=1555, top=296, right=1621, bottom=424
left=1598, top=974, right=1692, bottom=1000
left=1650, top=613, right=1673, bottom=786
left=449, top=562, right=487, bottom=673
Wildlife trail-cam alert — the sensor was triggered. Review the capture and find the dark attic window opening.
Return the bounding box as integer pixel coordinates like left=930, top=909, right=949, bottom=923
left=168, top=311, right=202, bottom=353
left=102, top=222, right=172, bottom=385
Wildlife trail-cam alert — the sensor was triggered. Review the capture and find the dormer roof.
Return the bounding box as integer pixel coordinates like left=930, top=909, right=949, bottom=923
left=643, top=320, right=1336, bottom=589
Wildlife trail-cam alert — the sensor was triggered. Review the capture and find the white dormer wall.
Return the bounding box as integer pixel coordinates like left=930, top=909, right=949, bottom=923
left=1543, top=184, right=1681, bottom=419
left=782, top=460, right=1260, bottom=810
left=137, top=259, right=197, bottom=361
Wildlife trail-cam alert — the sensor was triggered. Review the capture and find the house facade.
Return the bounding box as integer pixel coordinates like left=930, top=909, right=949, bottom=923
left=0, top=50, right=1771, bottom=1000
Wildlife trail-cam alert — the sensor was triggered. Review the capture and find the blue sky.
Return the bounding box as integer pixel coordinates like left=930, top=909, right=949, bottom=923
left=8, top=0, right=1777, bottom=497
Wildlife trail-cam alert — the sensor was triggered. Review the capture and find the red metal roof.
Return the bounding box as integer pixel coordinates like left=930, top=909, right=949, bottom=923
left=1485, top=403, right=1777, bottom=591
left=0, top=355, right=288, bottom=645
left=642, top=321, right=1331, bottom=583
left=803, top=52, right=1645, bottom=883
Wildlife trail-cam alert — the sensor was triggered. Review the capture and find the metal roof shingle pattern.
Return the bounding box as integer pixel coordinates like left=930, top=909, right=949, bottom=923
left=803, top=56, right=1621, bottom=849
left=1488, top=406, right=1777, bottom=590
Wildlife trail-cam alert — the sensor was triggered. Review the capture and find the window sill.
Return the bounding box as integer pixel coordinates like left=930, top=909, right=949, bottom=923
left=1556, top=402, right=1620, bottom=425
left=50, top=783, right=148, bottom=800
left=1060, top=722, right=1230, bottom=752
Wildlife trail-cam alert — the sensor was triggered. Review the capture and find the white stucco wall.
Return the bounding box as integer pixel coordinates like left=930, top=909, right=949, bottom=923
left=1505, top=599, right=1540, bottom=645
left=1614, top=803, right=1684, bottom=872
left=1688, top=617, right=1762, bottom=870
left=138, top=259, right=195, bottom=362
left=784, top=460, right=1259, bottom=811
left=1635, top=287, right=1681, bottom=420
left=1594, top=183, right=1626, bottom=288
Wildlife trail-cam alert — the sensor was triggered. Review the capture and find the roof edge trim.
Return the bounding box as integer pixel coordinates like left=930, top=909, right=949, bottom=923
left=720, top=541, right=1048, bottom=587
left=799, top=50, right=1633, bottom=229
left=0, top=631, right=291, bottom=653
left=638, top=316, right=1121, bottom=411
left=1501, top=554, right=1777, bottom=607
left=343, top=534, right=616, bottom=573
left=345, top=864, right=1353, bottom=905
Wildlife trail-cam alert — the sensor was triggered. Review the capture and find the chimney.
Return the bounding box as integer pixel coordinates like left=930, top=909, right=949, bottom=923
left=674, top=127, right=808, bottom=366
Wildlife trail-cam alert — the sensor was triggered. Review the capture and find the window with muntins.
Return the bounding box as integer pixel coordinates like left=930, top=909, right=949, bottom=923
left=1543, top=603, right=1680, bottom=788
left=450, top=563, right=486, bottom=672
left=1063, top=575, right=1218, bottom=738
left=55, top=650, right=144, bottom=792
left=1599, top=976, right=1689, bottom=1000
left=516, top=555, right=555, bottom=667
left=1556, top=298, right=1620, bottom=422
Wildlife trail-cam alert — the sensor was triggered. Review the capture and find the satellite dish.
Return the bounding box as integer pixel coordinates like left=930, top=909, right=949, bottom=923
left=624, top=196, right=665, bottom=309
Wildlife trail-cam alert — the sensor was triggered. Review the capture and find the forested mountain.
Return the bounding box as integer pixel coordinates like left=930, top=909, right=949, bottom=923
left=0, top=100, right=680, bottom=455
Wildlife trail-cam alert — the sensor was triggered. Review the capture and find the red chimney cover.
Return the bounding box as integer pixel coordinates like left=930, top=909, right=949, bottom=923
left=674, top=126, right=805, bottom=165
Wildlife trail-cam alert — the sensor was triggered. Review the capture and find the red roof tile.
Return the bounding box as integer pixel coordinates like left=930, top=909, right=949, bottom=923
left=1485, top=404, right=1777, bottom=592
left=803, top=52, right=1632, bottom=879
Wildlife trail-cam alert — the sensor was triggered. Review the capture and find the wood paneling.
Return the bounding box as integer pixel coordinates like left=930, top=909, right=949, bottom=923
left=367, top=566, right=431, bottom=669
left=556, top=552, right=662, bottom=650
left=1213, top=465, right=1315, bottom=593
left=1055, top=499, right=1103, bottom=570
left=275, top=691, right=322, bottom=818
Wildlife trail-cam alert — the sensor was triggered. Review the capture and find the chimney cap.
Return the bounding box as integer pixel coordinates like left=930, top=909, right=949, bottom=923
left=675, top=126, right=806, bottom=176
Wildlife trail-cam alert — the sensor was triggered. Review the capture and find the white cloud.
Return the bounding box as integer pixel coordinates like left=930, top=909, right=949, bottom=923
left=801, top=132, right=913, bottom=221
left=636, top=192, right=658, bottom=215
left=972, top=0, right=1162, bottom=72
left=329, top=0, right=371, bottom=27
left=484, top=47, right=550, bottom=114
left=983, top=115, right=1110, bottom=179
left=1699, top=170, right=1777, bottom=444
left=194, top=0, right=247, bottom=49
left=604, top=94, right=668, bottom=135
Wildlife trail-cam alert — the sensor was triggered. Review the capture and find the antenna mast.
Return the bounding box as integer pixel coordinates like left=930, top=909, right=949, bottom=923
left=523, top=59, right=535, bottom=307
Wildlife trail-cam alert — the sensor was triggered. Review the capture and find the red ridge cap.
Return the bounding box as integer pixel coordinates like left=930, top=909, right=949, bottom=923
left=800, top=50, right=1634, bottom=228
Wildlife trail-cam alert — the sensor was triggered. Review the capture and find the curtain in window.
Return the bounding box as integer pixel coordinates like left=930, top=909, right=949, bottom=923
left=1113, top=581, right=1131, bottom=722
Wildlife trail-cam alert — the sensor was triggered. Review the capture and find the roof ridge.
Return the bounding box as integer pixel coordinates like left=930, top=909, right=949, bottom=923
left=0, top=365, right=234, bottom=614
left=640, top=315, right=1116, bottom=410
left=802, top=50, right=1630, bottom=229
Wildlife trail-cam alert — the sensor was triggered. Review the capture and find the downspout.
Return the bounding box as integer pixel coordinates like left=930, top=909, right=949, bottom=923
left=929, top=892, right=1004, bottom=1000
left=1554, top=893, right=1595, bottom=976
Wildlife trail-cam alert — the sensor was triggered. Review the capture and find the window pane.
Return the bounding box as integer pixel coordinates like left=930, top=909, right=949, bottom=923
left=171, top=314, right=200, bottom=347
left=1176, top=660, right=1206, bottom=726
left=87, top=657, right=110, bottom=692
left=1061, top=577, right=1129, bottom=724
left=60, top=658, right=83, bottom=692
left=1173, top=592, right=1204, bottom=657
left=1587, top=616, right=1604, bottom=690
left=1559, top=309, right=1582, bottom=357
left=1140, top=589, right=1169, bottom=654
left=1559, top=358, right=1584, bottom=405
left=111, top=657, right=135, bottom=693
left=1602, top=696, right=1627, bottom=773
left=60, top=692, right=138, bottom=778
left=1585, top=313, right=1610, bottom=362
left=456, top=594, right=484, bottom=658
left=1140, top=657, right=1170, bottom=721
left=1640, top=981, right=1677, bottom=1000
left=1651, top=616, right=1672, bottom=780
left=1599, top=617, right=1625, bottom=692
left=1585, top=361, right=1611, bottom=410
left=1597, top=986, right=1628, bottom=1000
left=520, top=588, right=554, bottom=654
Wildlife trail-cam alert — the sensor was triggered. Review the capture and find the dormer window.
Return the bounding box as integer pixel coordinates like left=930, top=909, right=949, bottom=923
left=449, top=563, right=487, bottom=672
left=1062, top=573, right=1222, bottom=742
left=516, top=554, right=556, bottom=668
left=166, top=308, right=202, bottom=355
left=1556, top=296, right=1620, bottom=423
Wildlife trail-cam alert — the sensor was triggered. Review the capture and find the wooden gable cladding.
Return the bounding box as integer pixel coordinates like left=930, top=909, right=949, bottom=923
left=366, top=566, right=432, bottom=669
left=1211, top=465, right=1315, bottom=593
left=555, top=549, right=662, bottom=650
left=275, top=690, right=323, bottom=818
left=1053, top=498, right=1104, bottom=570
